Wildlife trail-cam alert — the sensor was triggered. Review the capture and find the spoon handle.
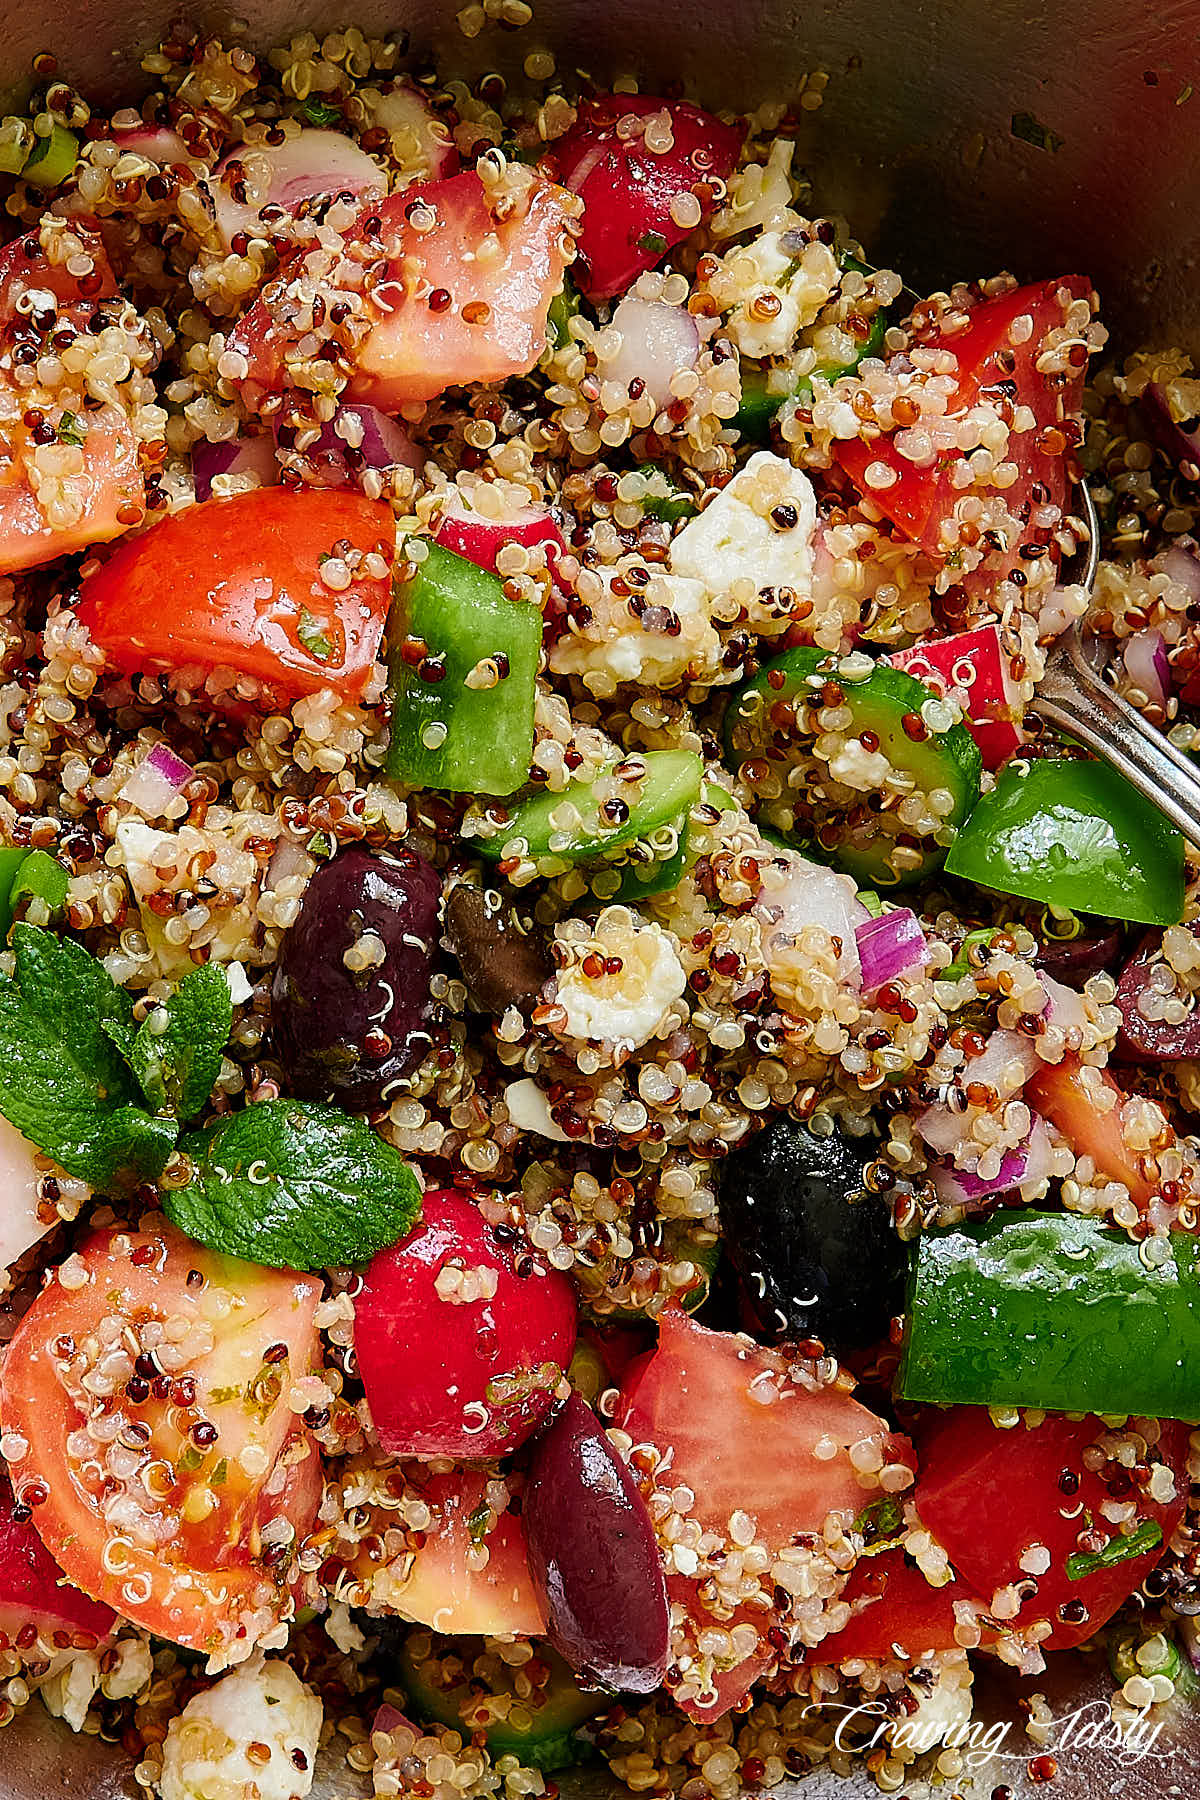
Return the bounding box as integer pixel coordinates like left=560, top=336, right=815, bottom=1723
left=1030, top=634, right=1200, bottom=846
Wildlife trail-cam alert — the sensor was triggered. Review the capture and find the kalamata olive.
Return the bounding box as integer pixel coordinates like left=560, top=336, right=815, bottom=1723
left=443, top=881, right=552, bottom=1015
left=524, top=1391, right=669, bottom=1693
left=271, top=845, right=441, bottom=1107
left=1113, top=926, right=1200, bottom=1061
left=718, top=1120, right=906, bottom=1351
left=1034, top=923, right=1124, bottom=984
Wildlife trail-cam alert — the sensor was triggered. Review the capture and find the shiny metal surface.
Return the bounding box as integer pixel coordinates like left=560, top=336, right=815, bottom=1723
left=0, top=0, right=1198, bottom=1793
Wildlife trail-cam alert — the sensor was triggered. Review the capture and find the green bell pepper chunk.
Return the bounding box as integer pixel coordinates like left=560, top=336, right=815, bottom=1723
left=397, top=1633, right=598, bottom=1772
left=8, top=849, right=69, bottom=921
left=943, top=756, right=1184, bottom=927
left=386, top=541, right=542, bottom=797
left=0, top=845, right=29, bottom=938
left=22, top=124, right=79, bottom=188
left=899, top=1211, right=1200, bottom=1421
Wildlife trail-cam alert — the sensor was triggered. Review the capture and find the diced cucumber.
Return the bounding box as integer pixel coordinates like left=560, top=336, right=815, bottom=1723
left=386, top=541, right=543, bottom=798
left=22, top=125, right=78, bottom=188
left=610, top=780, right=736, bottom=902
left=734, top=256, right=890, bottom=441
left=0, top=117, right=33, bottom=176
left=724, top=647, right=982, bottom=888
left=899, top=1211, right=1200, bottom=1421
left=480, top=750, right=703, bottom=872
left=397, top=1631, right=599, bottom=1772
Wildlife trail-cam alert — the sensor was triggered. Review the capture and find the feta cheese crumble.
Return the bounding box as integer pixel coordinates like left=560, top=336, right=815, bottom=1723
left=669, top=451, right=818, bottom=624
left=158, top=1651, right=323, bottom=1800
left=551, top=906, right=687, bottom=1060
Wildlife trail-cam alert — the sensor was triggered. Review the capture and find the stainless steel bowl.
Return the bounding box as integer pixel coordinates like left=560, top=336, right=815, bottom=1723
left=3, top=1, right=1200, bottom=1793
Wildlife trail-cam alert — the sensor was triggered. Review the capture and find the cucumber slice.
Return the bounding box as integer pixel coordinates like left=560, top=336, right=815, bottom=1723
left=22, top=125, right=78, bottom=188
left=0, top=117, right=34, bottom=176
left=609, top=780, right=736, bottom=902
left=386, top=541, right=543, bottom=798
left=397, top=1630, right=599, bottom=1772
left=724, top=647, right=982, bottom=888
left=480, top=750, right=703, bottom=873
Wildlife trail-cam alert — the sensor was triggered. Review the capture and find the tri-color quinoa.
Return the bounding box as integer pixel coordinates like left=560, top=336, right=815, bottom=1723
left=0, top=14, right=1197, bottom=1800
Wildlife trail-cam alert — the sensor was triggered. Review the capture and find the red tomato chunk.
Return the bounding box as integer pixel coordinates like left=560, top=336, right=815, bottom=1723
left=76, top=488, right=395, bottom=702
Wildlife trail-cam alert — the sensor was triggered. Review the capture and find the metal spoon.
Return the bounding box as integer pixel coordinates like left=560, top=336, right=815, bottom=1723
left=1028, top=481, right=1200, bottom=844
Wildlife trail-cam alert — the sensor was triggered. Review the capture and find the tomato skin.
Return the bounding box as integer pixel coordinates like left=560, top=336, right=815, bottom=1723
left=890, top=624, right=1023, bottom=770
left=0, top=222, right=117, bottom=329
left=355, top=1190, right=577, bottom=1460
left=0, top=398, right=144, bottom=576
left=815, top=1549, right=978, bottom=1664
left=835, top=278, right=1091, bottom=564
left=75, top=488, right=394, bottom=702
left=1025, top=1052, right=1168, bottom=1210
left=914, top=1407, right=1189, bottom=1650
left=0, top=1468, right=116, bottom=1647
left=0, top=1220, right=323, bottom=1656
left=542, top=97, right=744, bottom=300
left=615, top=1310, right=915, bottom=1719
left=228, top=172, right=576, bottom=408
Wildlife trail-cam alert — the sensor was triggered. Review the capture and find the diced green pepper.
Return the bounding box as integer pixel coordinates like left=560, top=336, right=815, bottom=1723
left=0, top=116, right=33, bottom=175
left=899, top=1211, right=1200, bottom=1421
left=397, top=1632, right=598, bottom=1772
left=724, top=646, right=982, bottom=888
left=1109, top=1630, right=1199, bottom=1698
left=22, top=125, right=79, bottom=188
left=480, top=749, right=703, bottom=873
left=634, top=463, right=697, bottom=524
left=0, top=845, right=29, bottom=938
left=545, top=278, right=581, bottom=352
left=8, top=849, right=69, bottom=923
left=943, top=756, right=1184, bottom=927
left=386, top=541, right=542, bottom=797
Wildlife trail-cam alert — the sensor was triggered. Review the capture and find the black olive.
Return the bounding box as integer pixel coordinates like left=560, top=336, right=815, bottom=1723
left=443, top=880, right=552, bottom=1015
left=718, top=1119, right=908, bottom=1351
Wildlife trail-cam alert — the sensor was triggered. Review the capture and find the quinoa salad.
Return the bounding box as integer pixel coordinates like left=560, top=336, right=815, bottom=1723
left=0, top=15, right=1199, bottom=1800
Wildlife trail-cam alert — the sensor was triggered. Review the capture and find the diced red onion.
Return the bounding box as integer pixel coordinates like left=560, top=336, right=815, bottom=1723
left=917, top=1028, right=1040, bottom=1157
left=1179, top=1615, right=1200, bottom=1667
left=120, top=741, right=193, bottom=817
left=606, top=297, right=701, bottom=410
left=855, top=908, right=929, bottom=992
left=112, top=125, right=193, bottom=165
left=192, top=433, right=278, bottom=502
left=266, top=835, right=311, bottom=889
left=1039, top=972, right=1089, bottom=1038
left=1122, top=627, right=1170, bottom=708
left=212, top=128, right=384, bottom=250
left=371, top=1702, right=417, bottom=1739
left=755, top=851, right=868, bottom=988
left=278, top=404, right=422, bottom=488
left=1157, top=540, right=1200, bottom=603
left=373, top=84, right=458, bottom=181
left=930, top=1116, right=1052, bottom=1208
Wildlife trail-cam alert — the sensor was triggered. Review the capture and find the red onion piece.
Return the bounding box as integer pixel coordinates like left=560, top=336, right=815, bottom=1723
left=855, top=907, right=929, bottom=991
left=1122, top=627, right=1170, bottom=708
left=112, top=125, right=193, bottom=165
left=607, top=296, right=701, bottom=409
left=277, top=404, right=422, bottom=488
left=931, top=1117, right=1052, bottom=1207
left=1158, top=541, right=1200, bottom=603
left=266, top=835, right=311, bottom=889
left=211, top=129, right=384, bottom=250
left=373, top=84, right=458, bottom=181
left=1038, top=972, right=1089, bottom=1038
left=371, top=1703, right=418, bottom=1739
left=917, top=1028, right=1040, bottom=1157
left=120, top=741, right=193, bottom=817
left=755, top=851, right=868, bottom=989
left=192, top=433, right=278, bottom=502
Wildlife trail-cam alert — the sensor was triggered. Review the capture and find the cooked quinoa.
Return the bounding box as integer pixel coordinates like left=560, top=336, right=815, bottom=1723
left=0, top=16, right=1195, bottom=1800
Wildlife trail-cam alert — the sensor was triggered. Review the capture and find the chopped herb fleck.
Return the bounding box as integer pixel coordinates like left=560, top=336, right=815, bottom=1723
left=57, top=410, right=86, bottom=447
left=297, top=608, right=334, bottom=662
left=1066, top=1519, right=1162, bottom=1581
left=636, top=230, right=668, bottom=257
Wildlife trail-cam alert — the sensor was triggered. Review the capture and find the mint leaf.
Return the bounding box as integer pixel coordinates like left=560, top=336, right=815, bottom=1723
left=165, top=1099, right=422, bottom=1270
left=130, top=962, right=233, bottom=1122
left=12, top=924, right=140, bottom=1102
left=0, top=974, right=176, bottom=1187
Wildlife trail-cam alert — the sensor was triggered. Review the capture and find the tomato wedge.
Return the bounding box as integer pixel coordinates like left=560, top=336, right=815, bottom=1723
left=542, top=96, right=744, bottom=300
left=228, top=171, right=577, bottom=409
left=915, top=1407, right=1188, bottom=1651
left=0, top=222, right=117, bottom=328
left=1026, top=1052, right=1176, bottom=1211
left=0, top=1466, right=116, bottom=1650
left=76, top=488, right=394, bottom=702
left=0, top=1219, right=322, bottom=1659
left=815, top=1549, right=979, bottom=1664
left=835, top=278, right=1092, bottom=570
left=0, top=393, right=144, bottom=576
left=615, top=1310, right=915, bottom=1718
